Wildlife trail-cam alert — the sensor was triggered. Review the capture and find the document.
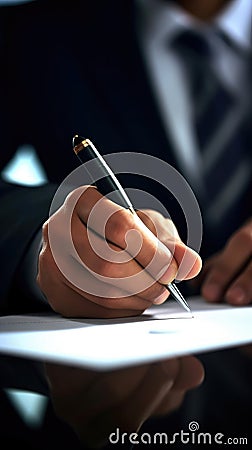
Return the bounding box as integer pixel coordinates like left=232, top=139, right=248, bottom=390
left=0, top=297, right=251, bottom=370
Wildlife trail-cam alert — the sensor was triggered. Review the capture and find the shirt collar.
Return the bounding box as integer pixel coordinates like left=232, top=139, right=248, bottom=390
left=215, top=0, right=252, bottom=52
left=137, top=0, right=252, bottom=52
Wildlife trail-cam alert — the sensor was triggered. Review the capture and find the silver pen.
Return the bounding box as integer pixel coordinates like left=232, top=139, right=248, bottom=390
left=73, top=135, right=191, bottom=314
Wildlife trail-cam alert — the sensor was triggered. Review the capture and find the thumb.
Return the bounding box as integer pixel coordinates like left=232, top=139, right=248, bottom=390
left=158, top=239, right=202, bottom=282
left=174, top=242, right=202, bottom=280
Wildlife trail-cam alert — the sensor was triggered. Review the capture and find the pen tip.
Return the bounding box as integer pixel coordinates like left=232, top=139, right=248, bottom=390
left=72, top=134, right=84, bottom=148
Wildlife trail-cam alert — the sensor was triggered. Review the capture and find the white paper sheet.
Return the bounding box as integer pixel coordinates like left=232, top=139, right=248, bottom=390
left=0, top=297, right=251, bottom=370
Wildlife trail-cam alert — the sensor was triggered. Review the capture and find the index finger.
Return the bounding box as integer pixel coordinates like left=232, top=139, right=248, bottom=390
left=70, top=186, right=178, bottom=284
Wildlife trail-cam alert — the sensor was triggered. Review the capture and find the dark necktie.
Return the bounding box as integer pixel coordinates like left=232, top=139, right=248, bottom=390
left=172, top=30, right=251, bottom=248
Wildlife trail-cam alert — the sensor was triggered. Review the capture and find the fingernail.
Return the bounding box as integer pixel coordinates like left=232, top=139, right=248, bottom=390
left=153, top=289, right=169, bottom=305
left=226, top=286, right=246, bottom=305
left=202, top=282, right=220, bottom=302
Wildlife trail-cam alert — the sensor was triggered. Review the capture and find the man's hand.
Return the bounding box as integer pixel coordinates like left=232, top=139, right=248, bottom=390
left=197, top=219, right=252, bottom=305
left=45, top=356, right=204, bottom=448
left=37, top=186, right=201, bottom=318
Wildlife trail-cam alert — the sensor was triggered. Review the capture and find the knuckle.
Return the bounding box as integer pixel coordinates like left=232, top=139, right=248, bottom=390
left=64, top=185, right=93, bottom=215
left=65, top=185, right=90, bottom=204
left=229, top=226, right=252, bottom=248
left=42, top=220, right=49, bottom=241
left=38, top=245, right=62, bottom=286
left=36, top=272, right=42, bottom=289
left=38, top=245, right=51, bottom=267
left=161, top=237, right=177, bottom=253
left=137, top=210, right=156, bottom=233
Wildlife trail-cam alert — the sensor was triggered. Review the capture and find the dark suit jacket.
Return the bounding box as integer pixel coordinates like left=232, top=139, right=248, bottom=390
left=0, top=0, right=251, bottom=313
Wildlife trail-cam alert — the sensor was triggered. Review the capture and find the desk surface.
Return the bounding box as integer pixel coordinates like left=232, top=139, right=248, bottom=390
left=1, top=297, right=252, bottom=370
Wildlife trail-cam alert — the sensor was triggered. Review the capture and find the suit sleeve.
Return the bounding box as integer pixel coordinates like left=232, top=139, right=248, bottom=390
left=0, top=179, right=58, bottom=314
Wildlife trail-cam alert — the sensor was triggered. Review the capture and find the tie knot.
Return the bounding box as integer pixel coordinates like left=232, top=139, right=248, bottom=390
left=172, top=29, right=211, bottom=61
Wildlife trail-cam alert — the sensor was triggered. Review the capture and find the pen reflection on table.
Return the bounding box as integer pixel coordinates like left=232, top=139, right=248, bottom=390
left=72, top=135, right=192, bottom=315
left=45, top=356, right=204, bottom=448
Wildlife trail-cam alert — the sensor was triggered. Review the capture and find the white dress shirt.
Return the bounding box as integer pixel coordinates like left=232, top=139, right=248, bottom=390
left=136, top=0, right=252, bottom=193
